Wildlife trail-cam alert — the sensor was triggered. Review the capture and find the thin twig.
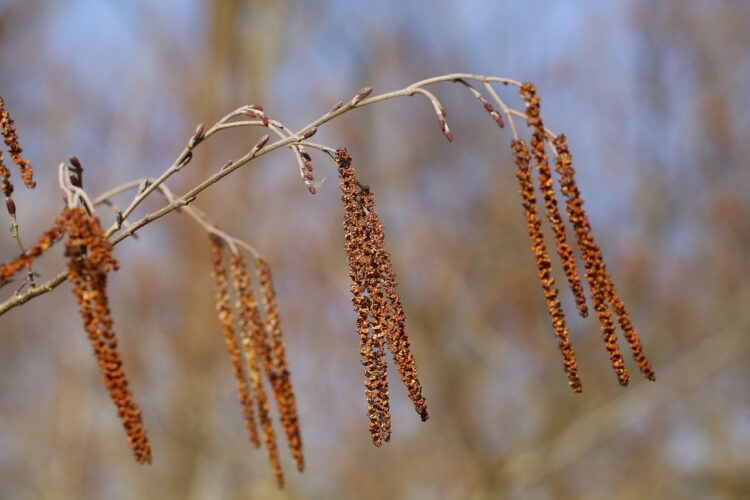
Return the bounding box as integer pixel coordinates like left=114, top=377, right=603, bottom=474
left=0, top=74, right=537, bottom=316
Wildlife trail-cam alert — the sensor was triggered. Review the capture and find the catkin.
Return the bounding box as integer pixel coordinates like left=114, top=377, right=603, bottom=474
left=256, top=257, right=304, bottom=472
left=208, top=235, right=261, bottom=448
left=519, top=82, right=588, bottom=318
left=0, top=148, right=12, bottom=198
left=336, top=148, right=428, bottom=445
left=0, top=97, right=35, bottom=189
left=361, top=188, right=428, bottom=421
left=553, top=135, right=654, bottom=381
left=62, top=207, right=151, bottom=463
left=338, top=149, right=392, bottom=445
left=0, top=219, right=63, bottom=285
left=512, top=139, right=582, bottom=393
left=230, top=251, right=284, bottom=487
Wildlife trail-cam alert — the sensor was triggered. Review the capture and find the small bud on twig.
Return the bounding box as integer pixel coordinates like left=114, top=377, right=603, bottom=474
left=329, top=101, right=344, bottom=114
left=351, top=86, right=373, bottom=105
left=189, top=123, right=205, bottom=148
left=254, top=133, right=270, bottom=151
left=221, top=160, right=234, bottom=171
left=301, top=127, right=317, bottom=140
left=5, top=197, right=15, bottom=215
left=69, top=156, right=83, bottom=187
left=438, top=117, right=453, bottom=142
left=245, top=106, right=270, bottom=126
left=180, top=151, right=193, bottom=167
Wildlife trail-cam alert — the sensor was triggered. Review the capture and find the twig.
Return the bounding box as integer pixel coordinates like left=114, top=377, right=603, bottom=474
left=0, top=74, right=538, bottom=316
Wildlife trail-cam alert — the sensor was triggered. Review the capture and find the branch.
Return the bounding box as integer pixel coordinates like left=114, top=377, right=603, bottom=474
left=0, top=73, right=534, bottom=316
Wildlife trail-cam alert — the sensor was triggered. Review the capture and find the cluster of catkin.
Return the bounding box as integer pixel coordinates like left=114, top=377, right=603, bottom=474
left=336, top=148, right=428, bottom=447
left=0, top=205, right=152, bottom=462
left=0, top=97, right=35, bottom=215
left=62, top=207, right=151, bottom=462
left=514, top=82, right=654, bottom=390
left=208, top=235, right=302, bottom=487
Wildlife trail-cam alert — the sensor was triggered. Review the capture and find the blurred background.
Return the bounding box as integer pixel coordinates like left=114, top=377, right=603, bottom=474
left=1, top=1, right=749, bottom=498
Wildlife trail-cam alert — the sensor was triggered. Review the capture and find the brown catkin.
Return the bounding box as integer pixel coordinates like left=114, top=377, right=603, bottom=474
left=553, top=135, right=654, bottom=381
left=360, top=187, right=428, bottom=422
left=519, top=82, right=588, bottom=319
left=337, top=148, right=392, bottom=445
left=550, top=136, right=630, bottom=385
left=0, top=148, right=13, bottom=198
left=513, top=139, right=583, bottom=393
left=0, top=97, right=35, bottom=189
left=62, top=207, right=151, bottom=463
left=208, top=235, right=261, bottom=448
left=0, top=218, right=63, bottom=285
left=230, top=251, right=284, bottom=487
left=256, top=257, right=304, bottom=472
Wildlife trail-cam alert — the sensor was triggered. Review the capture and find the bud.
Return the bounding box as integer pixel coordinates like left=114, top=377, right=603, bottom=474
left=69, top=156, right=82, bottom=169
left=307, top=185, right=316, bottom=195
left=189, top=123, right=205, bottom=147
left=254, top=133, right=270, bottom=150
left=352, top=86, right=373, bottom=104
left=329, top=101, right=344, bottom=113
left=5, top=197, right=15, bottom=215
left=222, top=160, right=234, bottom=171
left=301, top=127, right=317, bottom=140
left=180, top=151, right=193, bottom=167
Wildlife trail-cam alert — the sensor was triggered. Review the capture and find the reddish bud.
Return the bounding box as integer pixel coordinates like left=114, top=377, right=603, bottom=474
left=222, top=160, right=233, bottom=170
left=304, top=173, right=314, bottom=181
left=302, top=127, right=317, bottom=139
left=307, top=185, right=316, bottom=195
left=69, top=155, right=82, bottom=169
left=443, top=130, right=453, bottom=142
left=439, top=106, right=447, bottom=118
left=254, top=133, right=270, bottom=150
left=249, top=104, right=264, bottom=111
left=190, top=123, right=205, bottom=147
left=304, top=161, right=313, bottom=172
left=300, top=151, right=311, bottom=161
left=180, top=152, right=193, bottom=166
left=5, top=197, right=16, bottom=215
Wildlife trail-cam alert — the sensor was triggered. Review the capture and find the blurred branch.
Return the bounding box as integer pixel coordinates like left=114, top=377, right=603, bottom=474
left=501, top=290, right=750, bottom=490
